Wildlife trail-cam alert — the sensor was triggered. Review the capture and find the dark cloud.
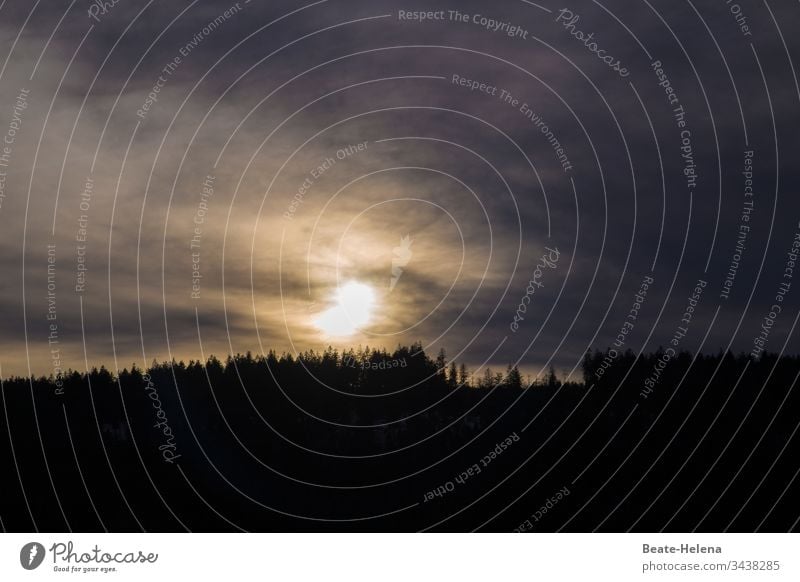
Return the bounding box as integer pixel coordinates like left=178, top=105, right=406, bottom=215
left=0, top=0, right=798, bottom=377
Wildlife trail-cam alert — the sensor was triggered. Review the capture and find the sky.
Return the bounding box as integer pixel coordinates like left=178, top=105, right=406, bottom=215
left=0, top=0, right=798, bottom=379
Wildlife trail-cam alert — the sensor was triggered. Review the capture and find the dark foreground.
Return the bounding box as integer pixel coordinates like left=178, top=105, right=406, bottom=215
left=1, top=346, right=799, bottom=532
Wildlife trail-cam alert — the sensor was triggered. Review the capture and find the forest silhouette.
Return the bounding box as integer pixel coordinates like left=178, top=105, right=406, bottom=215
left=1, top=344, right=799, bottom=532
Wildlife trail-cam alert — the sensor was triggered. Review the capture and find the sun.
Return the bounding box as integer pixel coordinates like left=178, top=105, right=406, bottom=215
left=314, top=281, right=376, bottom=336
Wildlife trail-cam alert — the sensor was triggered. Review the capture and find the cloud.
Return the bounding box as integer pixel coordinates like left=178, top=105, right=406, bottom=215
left=0, top=0, right=798, bottom=376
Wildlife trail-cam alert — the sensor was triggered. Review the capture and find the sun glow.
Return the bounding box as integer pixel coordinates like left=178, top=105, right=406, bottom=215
left=314, top=282, right=376, bottom=336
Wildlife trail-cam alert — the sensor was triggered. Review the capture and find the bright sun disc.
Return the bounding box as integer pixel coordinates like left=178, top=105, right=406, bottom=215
left=314, top=282, right=375, bottom=336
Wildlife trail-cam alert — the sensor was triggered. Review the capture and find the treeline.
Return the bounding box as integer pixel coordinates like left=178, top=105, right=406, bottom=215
left=1, top=344, right=799, bottom=532
left=10, top=342, right=563, bottom=392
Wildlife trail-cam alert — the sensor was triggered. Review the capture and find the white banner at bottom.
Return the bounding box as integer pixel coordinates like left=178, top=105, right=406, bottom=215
left=1, top=533, right=797, bottom=581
